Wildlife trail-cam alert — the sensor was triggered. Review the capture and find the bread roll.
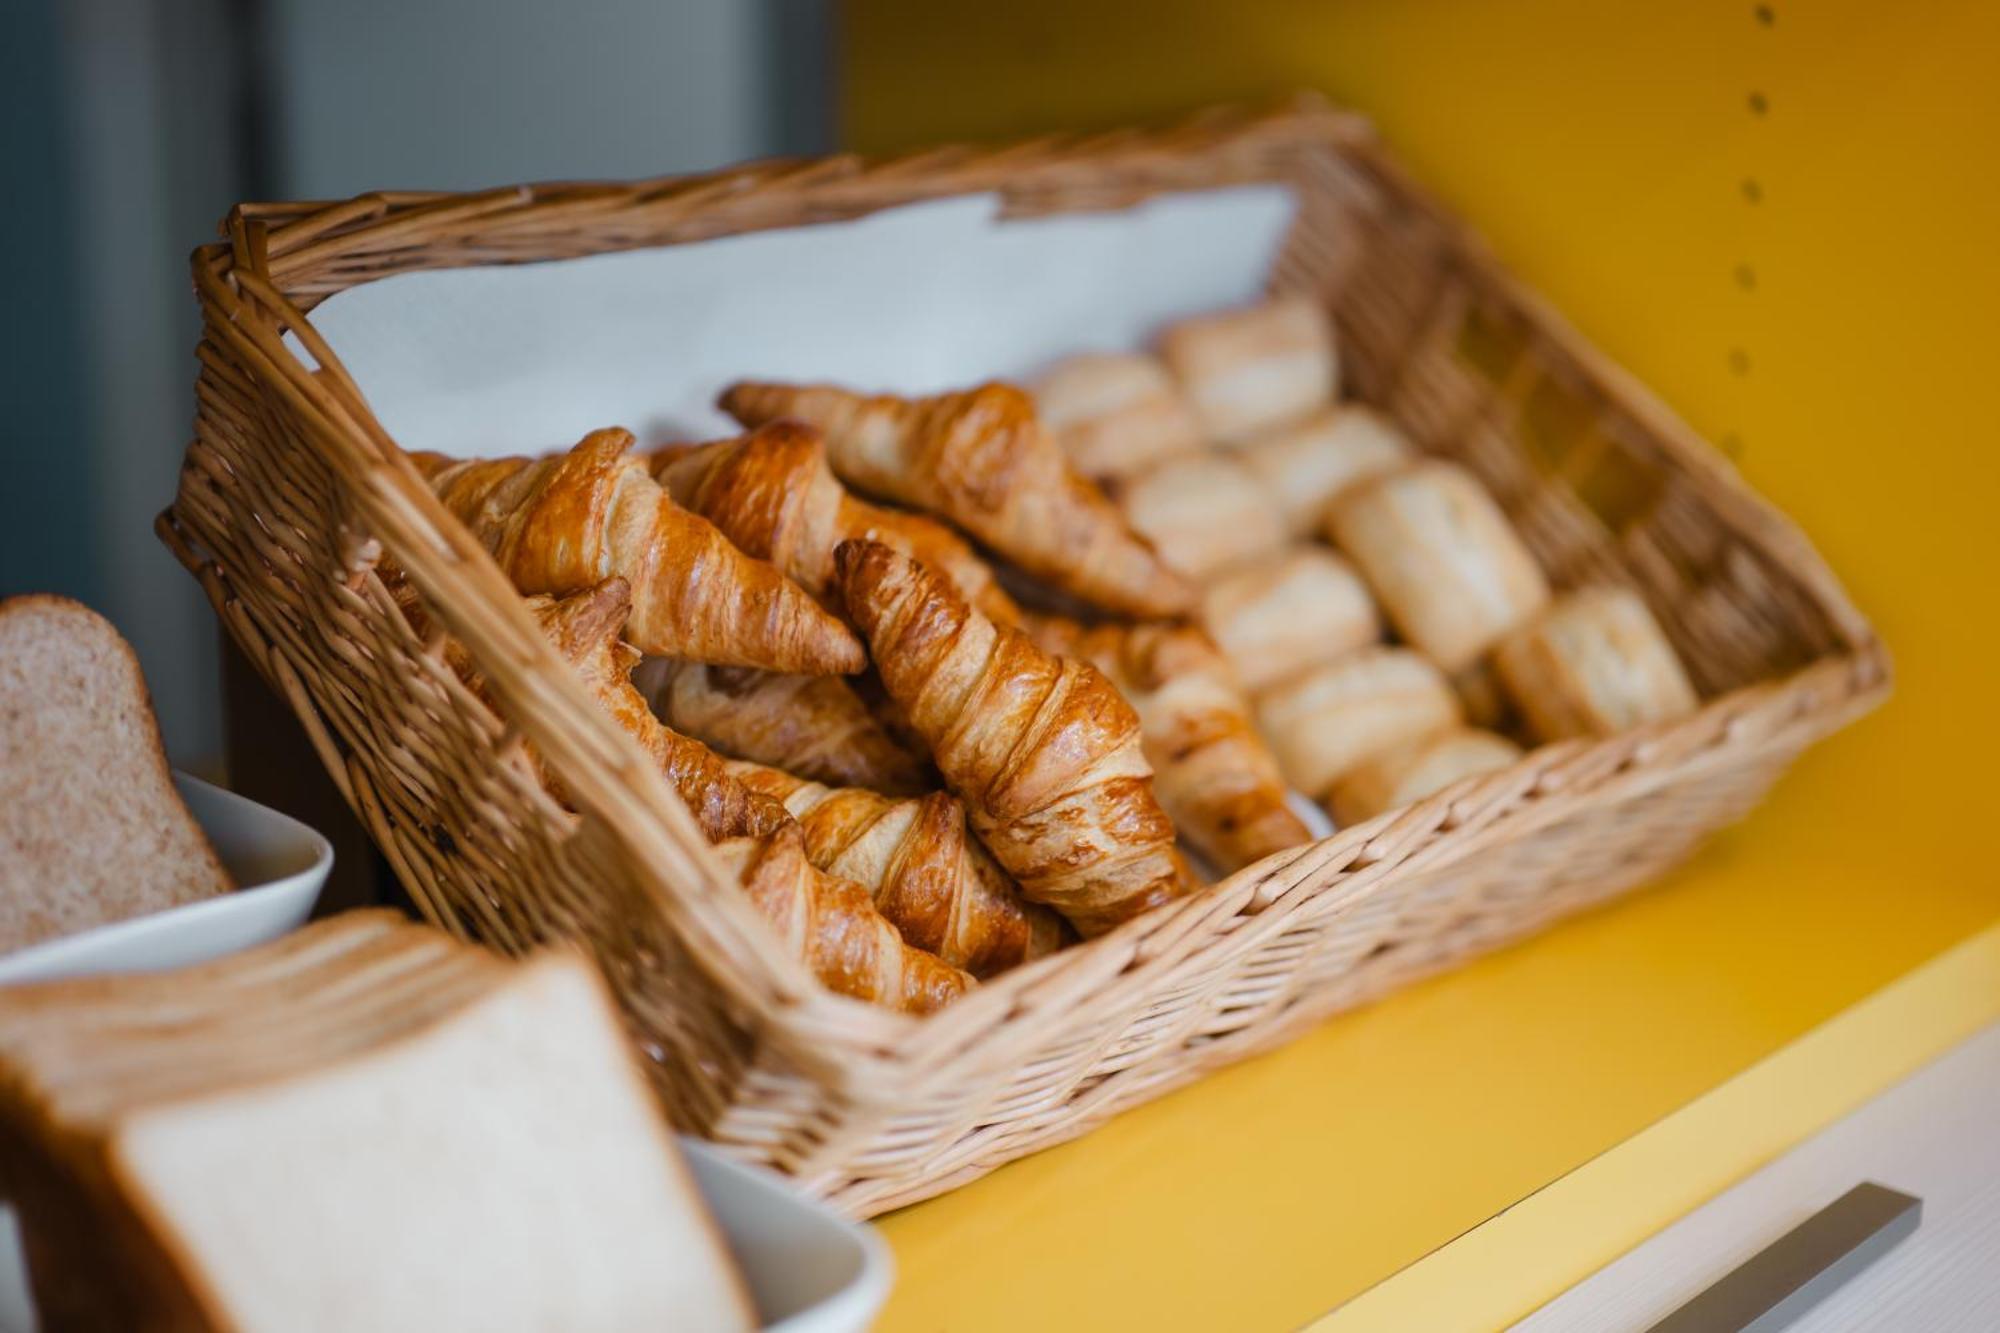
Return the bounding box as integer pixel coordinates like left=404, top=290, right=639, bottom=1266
left=1199, top=547, right=1381, bottom=693
left=1117, top=453, right=1289, bottom=581
left=1238, top=405, right=1412, bottom=537
left=1034, top=351, right=1203, bottom=482
left=1494, top=587, right=1699, bottom=740
left=1328, top=728, right=1524, bottom=826
left=1159, top=295, right=1337, bottom=443
left=1254, top=648, right=1461, bottom=799
left=1325, top=460, right=1550, bottom=673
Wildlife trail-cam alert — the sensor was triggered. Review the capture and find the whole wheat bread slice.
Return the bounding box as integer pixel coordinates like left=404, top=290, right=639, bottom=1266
left=0, top=596, right=232, bottom=951
left=0, top=910, right=755, bottom=1331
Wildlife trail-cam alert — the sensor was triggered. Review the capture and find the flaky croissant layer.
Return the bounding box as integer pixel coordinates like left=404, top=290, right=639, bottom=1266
left=834, top=539, right=1190, bottom=937
left=653, top=421, right=1021, bottom=625
left=633, top=658, right=932, bottom=796
left=728, top=761, right=1068, bottom=978
left=1026, top=616, right=1311, bottom=876
left=414, top=428, right=863, bottom=674
left=721, top=381, right=1191, bottom=618
left=711, top=825, right=973, bottom=1015
left=392, top=575, right=789, bottom=844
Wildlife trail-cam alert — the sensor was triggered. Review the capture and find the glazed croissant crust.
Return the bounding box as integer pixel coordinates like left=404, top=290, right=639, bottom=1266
left=720, top=381, right=1191, bottom=619
left=395, top=575, right=790, bottom=843
left=728, top=761, right=1067, bottom=978
left=711, top=824, right=974, bottom=1015
left=652, top=421, right=1020, bottom=625
left=632, top=658, right=932, bottom=797
left=412, top=428, right=863, bottom=675
left=1026, top=616, right=1311, bottom=875
left=833, top=539, right=1190, bottom=937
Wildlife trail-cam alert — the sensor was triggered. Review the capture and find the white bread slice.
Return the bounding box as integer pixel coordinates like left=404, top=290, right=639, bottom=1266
left=0, top=911, right=755, bottom=1332
left=0, top=595, right=232, bottom=951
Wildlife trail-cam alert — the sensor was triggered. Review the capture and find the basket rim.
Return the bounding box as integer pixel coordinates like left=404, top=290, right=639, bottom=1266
left=174, top=92, right=1890, bottom=1078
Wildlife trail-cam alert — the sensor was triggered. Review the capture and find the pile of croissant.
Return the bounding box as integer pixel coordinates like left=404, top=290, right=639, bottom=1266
left=402, top=295, right=1699, bottom=1016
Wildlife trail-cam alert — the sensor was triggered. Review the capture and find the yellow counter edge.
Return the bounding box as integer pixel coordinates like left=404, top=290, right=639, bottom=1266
left=1316, top=921, right=2000, bottom=1331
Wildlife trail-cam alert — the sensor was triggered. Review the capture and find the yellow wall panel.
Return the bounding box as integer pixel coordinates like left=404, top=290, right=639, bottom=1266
left=845, top=4, right=2000, bottom=1326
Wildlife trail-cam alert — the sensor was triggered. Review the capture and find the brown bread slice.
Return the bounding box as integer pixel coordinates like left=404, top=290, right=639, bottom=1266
left=0, top=596, right=232, bottom=952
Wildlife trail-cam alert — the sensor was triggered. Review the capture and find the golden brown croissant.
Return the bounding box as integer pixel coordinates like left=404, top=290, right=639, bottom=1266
left=726, top=761, right=1067, bottom=978
left=397, top=576, right=791, bottom=843
left=709, top=824, right=973, bottom=1015
left=720, top=380, right=1193, bottom=618
left=651, top=421, right=1020, bottom=625
left=632, top=657, right=932, bottom=796
left=1025, top=615, right=1312, bottom=876
left=833, top=539, right=1191, bottom=937
left=411, top=429, right=863, bottom=674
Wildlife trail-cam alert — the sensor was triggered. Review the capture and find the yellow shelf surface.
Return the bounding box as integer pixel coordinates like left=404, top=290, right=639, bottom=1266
left=843, top=4, right=2000, bottom=1327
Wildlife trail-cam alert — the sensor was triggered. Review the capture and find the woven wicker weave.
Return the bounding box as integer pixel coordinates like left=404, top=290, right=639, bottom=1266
left=161, top=95, right=1886, bottom=1217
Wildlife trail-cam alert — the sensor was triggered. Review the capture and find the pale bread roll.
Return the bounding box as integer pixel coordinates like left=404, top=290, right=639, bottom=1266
left=1117, top=452, right=1288, bottom=582
left=1329, top=728, right=1524, bottom=826
left=1325, top=460, right=1551, bottom=673
left=1239, top=405, right=1412, bottom=537
left=1034, top=351, right=1204, bottom=482
left=1199, top=547, right=1381, bottom=693
left=1254, top=647, right=1461, bottom=799
left=1494, top=586, right=1699, bottom=740
left=0, top=912, right=755, bottom=1332
left=1159, top=295, right=1337, bottom=443
left=0, top=595, right=232, bottom=953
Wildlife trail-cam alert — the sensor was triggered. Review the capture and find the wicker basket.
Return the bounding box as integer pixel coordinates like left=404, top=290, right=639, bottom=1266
left=161, top=96, right=1886, bottom=1217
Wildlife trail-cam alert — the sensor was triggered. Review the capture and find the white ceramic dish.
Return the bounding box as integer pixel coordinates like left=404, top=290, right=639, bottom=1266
left=0, top=1140, right=889, bottom=1332
left=0, top=778, right=886, bottom=1331
left=0, top=773, right=332, bottom=986
left=683, top=1139, right=894, bottom=1333
left=0, top=772, right=336, bottom=1330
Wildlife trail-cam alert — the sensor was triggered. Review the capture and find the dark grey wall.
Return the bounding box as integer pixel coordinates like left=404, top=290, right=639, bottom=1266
left=2, top=0, right=104, bottom=612
left=1, top=0, right=831, bottom=767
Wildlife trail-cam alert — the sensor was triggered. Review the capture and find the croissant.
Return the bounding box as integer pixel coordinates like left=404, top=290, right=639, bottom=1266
left=652, top=421, right=1020, bottom=625
left=411, top=428, right=863, bottom=674
left=632, top=657, right=931, bottom=796
left=727, top=761, right=1068, bottom=977
left=710, top=824, right=973, bottom=1015
left=834, top=539, right=1190, bottom=937
left=720, top=380, right=1192, bottom=618
left=397, top=576, right=791, bottom=843
left=1026, top=616, right=1312, bottom=875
